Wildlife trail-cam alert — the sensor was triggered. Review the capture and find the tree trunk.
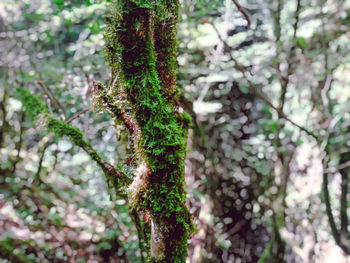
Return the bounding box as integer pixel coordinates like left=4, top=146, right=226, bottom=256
left=104, top=1, right=193, bottom=262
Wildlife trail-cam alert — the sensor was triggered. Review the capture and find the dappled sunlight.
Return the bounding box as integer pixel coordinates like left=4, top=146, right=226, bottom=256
left=1, top=0, right=349, bottom=262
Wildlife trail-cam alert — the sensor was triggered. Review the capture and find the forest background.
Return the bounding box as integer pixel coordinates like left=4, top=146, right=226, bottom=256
left=0, top=0, right=349, bottom=262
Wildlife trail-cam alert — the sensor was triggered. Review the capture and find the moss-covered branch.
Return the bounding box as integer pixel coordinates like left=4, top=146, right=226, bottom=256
left=16, top=88, right=131, bottom=196
left=16, top=87, right=49, bottom=119
left=0, top=238, right=36, bottom=263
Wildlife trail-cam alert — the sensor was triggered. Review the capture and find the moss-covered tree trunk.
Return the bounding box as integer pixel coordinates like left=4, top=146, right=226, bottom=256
left=16, top=0, right=193, bottom=261
left=102, top=1, right=193, bottom=262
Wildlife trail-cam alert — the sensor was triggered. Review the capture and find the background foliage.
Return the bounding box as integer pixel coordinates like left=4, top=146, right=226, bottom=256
left=0, top=0, right=349, bottom=262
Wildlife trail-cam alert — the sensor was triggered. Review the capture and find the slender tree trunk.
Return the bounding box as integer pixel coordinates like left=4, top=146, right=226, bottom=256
left=104, top=1, right=193, bottom=262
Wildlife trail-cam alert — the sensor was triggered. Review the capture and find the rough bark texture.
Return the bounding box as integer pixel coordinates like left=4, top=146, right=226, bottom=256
left=104, top=1, right=193, bottom=262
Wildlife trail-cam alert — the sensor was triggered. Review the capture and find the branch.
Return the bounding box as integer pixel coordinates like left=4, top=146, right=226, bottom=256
left=37, top=80, right=67, bottom=120
left=34, top=141, right=50, bottom=184
left=319, top=2, right=334, bottom=121
left=279, top=0, right=301, bottom=111
left=67, top=107, right=92, bottom=124
left=322, top=142, right=350, bottom=255
left=232, top=0, right=251, bottom=27
left=10, top=112, right=25, bottom=174
left=278, top=111, right=318, bottom=140
left=273, top=0, right=282, bottom=43
left=340, top=167, right=348, bottom=233
left=129, top=209, right=149, bottom=261
left=92, top=82, right=141, bottom=149
left=318, top=2, right=349, bottom=252
left=91, top=83, right=153, bottom=207
left=211, top=23, right=318, bottom=141
left=0, top=91, right=7, bottom=149
left=292, top=0, right=302, bottom=39
left=338, top=161, right=350, bottom=171
left=16, top=88, right=131, bottom=196
left=323, top=170, right=350, bottom=254
left=45, top=116, right=132, bottom=193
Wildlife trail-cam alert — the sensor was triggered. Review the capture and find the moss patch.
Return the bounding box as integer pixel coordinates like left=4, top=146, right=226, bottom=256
left=46, top=116, right=85, bottom=147
left=16, top=88, right=49, bottom=119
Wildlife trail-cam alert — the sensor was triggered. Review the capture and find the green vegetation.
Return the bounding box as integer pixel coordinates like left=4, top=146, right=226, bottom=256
left=0, top=238, right=35, bottom=263
left=1, top=0, right=349, bottom=262
left=15, top=1, right=193, bottom=261
left=16, top=88, right=48, bottom=119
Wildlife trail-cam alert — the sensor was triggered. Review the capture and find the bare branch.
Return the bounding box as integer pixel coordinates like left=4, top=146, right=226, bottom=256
left=321, top=74, right=332, bottom=108
left=0, top=90, right=7, bottom=149
left=67, top=107, right=92, bottom=124
left=232, top=0, right=251, bottom=27
left=11, top=112, right=25, bottom=174
left=323, top=168, right=350, bottom=254
left=340, top=167, right=348, bottom=233
left=35, top=141, right=50, bottom=183
left=279, top=0, right=301, bottom=111
left=338, top=161, right=350, bottom=171
left=37, top=80, right=67, bottom=120
left=322, top=135, right=350, bottom=255
left=211, top=23, right=318, bottom=141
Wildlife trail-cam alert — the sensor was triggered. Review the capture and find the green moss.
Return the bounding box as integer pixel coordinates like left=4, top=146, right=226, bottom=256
left=105, top=1, right=193, bottom=261
left=16, top=88, right=93, bottom=158
left=16, top=87, right=49, bottom=119
left=16, top=89, right=129, bottom=191
left=44, top=117, right=124, bottom=187
left=128, top=0, right=178, bottom=20
left=0, top=238, right=36, bottom=263
left=46, top=116, right=85, bottom=147
left=181, top=112, right=192, bottom=127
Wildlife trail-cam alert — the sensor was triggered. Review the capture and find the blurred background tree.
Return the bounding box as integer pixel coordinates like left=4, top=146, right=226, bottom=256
left=0, top=0, right=349, bottom=262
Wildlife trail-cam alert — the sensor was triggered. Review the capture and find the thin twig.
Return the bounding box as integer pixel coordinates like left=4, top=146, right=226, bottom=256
left=35, top=142, right=50, bottom=183
left=37, top=80, right=67, bottom=120
left=43, top=81, right=67, bottom=119
left=319, top=3, right=333, bottom=121
left=279, top=0, right=301, bottom=111
left=323, top=168, right=342, bottom=247
left=0, top=90, right=7, bottom=149
left=338, top=161, right=350, bottom=171
left=292, top=0, right=302, bottom=39
left=278, top=111, right=318, bottom=140
left=11, top=112, right=25, bottom=174
left=67, top=107, right=92, bottom=124
left=340, top=165, right=348, bottom=233
left=211, top=23, right=318, bottom=141
left=232, top=0, right=251, bottom=27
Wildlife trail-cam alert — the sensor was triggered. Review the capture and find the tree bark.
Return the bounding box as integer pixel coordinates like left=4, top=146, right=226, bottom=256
left=104, top=1, right=193, bottom=262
